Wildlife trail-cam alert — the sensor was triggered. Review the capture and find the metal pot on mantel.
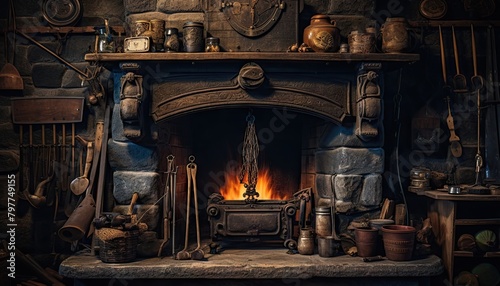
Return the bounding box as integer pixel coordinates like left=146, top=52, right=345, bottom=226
left=303, top=14, right=341, bottom=52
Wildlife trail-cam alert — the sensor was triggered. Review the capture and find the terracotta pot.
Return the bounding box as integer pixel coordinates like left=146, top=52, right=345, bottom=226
left=355, top=227, right=378, bottom=257
left=381, top=17, right=409, bottom=53
left=382, top=225, right=416, bottom=261
left=303, top=15, right=340, bottom=53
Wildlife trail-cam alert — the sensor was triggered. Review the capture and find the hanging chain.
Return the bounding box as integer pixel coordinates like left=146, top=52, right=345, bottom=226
left=239, top=112, right=260, bottom=201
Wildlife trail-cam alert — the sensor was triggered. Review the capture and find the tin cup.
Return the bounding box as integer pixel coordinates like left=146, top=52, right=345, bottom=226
left=150, top=19, right=165, bottom=52
left=133, top=20, right=150, bottom=37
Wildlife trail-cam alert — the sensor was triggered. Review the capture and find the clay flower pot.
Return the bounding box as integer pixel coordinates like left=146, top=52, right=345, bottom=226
left=382, top=225, right=416, bottom=261
left=355, top=227, right=379, bottom=257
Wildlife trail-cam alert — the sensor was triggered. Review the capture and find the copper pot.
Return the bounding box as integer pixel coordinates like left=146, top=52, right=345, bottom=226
left=303, top=15, right=340, bottom=53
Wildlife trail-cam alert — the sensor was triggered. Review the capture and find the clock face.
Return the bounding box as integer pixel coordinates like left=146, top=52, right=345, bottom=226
left=222, top=0, right=285, bottom=37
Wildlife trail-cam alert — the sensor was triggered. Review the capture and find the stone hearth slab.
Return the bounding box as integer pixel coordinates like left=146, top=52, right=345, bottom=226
left=59, top=248, right=442, bottom=280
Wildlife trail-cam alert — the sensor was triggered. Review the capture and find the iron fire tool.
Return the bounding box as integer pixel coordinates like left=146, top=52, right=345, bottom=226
left=468, top=25, right=490, bottom=195
left=176, top=156, right=204, bottom=260
left=158, top=154, right=177, bottom=257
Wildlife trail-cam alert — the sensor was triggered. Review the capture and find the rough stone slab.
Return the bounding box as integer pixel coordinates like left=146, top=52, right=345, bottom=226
left=158, top=0, right=202, bottom=13
left=14, top=45, right=32, bottom=76
left=319, top=122, right=383, bottom=148
left=32, top=63, right=66, bottom=88
left=124, top=0, right=156, bottom=13
left=360, top=174, right=383, bottom=207
left=28, top=42, right=60, bottom=63
left=108, top=139, right=158, bottom=171
left=314, top=174, right=334, bottom=199
left=113, top=171, right=160, bottom=204
left=316, top=147, right=384, bottom=175
left=59, top=250, right=443, bottom=280
left=334, top=174, right=362, bottom=201
left=0, top=150, right=19, bottom=173
left=112, top=204, right=159, bottom=230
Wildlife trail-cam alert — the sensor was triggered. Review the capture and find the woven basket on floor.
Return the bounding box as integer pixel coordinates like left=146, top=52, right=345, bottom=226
left=96, top=228, right=139, bottom=263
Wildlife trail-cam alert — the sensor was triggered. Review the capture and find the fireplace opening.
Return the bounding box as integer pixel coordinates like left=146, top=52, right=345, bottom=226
left=157, top=107, right=323, bottom=249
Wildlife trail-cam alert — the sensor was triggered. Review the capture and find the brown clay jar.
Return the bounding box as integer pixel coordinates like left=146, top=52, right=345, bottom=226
left=303, top=15, right=340, bottom=52
left=381, top=17, right=409, bottom=53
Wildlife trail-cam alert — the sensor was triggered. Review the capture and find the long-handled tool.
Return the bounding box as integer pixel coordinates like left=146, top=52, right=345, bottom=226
left=439, top=25, right=463, bottom=158
left=188, top=158, right=204, bottom=260
left=451, top=25, right=468, bottom=93
left=176, top=156, right=204, bottom=260
left=158, top=154, right=174, bottom=257
left=470, top=24, right=484, bottom=185
left=70, top=142, right=93, bottom=195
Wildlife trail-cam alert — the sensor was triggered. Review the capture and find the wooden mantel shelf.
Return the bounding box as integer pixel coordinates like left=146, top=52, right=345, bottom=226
left=84, top=52, right=419, bottom=63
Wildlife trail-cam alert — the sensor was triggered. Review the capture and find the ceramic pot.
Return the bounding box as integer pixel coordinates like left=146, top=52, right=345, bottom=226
left=150, top=19, right=165, bottom=52
left=348, top=30, right=375, bottom=53
left=381, top=17, right=409, bottom=53
left=303, top=15, right=340, bottom=52
left=355, top=227, right=378, bottom=257
left=382, top=225, right=416, bottom=261
left=297, top=227, right=315, bottom=255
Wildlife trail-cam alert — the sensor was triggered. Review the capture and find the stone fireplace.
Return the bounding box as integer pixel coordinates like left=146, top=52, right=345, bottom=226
left=85, top=52, right=419, bottom=256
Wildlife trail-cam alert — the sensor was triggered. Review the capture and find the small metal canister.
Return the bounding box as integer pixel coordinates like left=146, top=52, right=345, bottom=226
left=183, top=21, right=204, bottom=52
left=348, top=30, right=375, bottom=53
left=315, top=207, right=332, bottom=237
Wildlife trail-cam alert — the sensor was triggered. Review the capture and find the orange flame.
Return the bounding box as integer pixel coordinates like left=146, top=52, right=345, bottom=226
left=219, top=166, right=287, bottom=200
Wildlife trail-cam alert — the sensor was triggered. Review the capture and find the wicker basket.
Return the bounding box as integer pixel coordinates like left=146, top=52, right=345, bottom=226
left=96, top=228, right=139, bottom=263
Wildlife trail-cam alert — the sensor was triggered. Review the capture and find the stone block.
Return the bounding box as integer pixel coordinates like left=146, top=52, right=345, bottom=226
left=335, top=201, right=354, bottom=213
left=32, top=63, right=66, bottom=88
left=0, top=150, right=19, bottom=173
left=334, top=174, right=362, bottom=202
left=319, top=122, right=383, bottom=148
left=314, top=174, right=333, bottom=206
left=108, top=139, right=158, bottom=171
left=330, top=1, right=376, bottom=16
left=316, top=147, right=384, bottom=175
left=113, top=204, right=159, bottom=230
left=113, top=171, right=160, bottom=204
left=83, top=0, right=125, bottom=20
left=0, top=106, right=11, bottom=122
left=28, top=42, right=60, bottom=63
left=111, top=104, right=128, bottom=142
left=14, top=45, right=32, bottom=76
left=124, top=0, right=156, bottom=14
left=359, top=174, right=382, bottom=207
left=157, top=0, right=203, bottom=13
left=60, top=36, right=95, bottom=62
left=61, top=62, right=89, bottom=88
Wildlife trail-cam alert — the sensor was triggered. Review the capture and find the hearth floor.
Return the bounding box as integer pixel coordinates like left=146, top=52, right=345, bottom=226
left=59, top=246, right=443, bottom=280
